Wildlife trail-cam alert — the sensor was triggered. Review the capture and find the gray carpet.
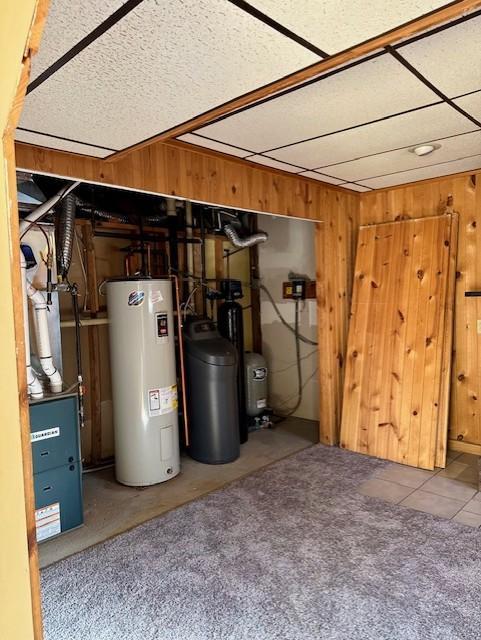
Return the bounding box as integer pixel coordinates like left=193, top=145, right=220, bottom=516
left=42, top=445, right=481, bottom=640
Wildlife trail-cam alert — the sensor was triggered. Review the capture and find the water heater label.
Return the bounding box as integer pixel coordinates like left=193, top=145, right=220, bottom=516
left=257, top=399, right=267, bottom=409
left=151, top=290, right=164, bottom=305
left=156, top=312, right=169, bottom=343
left=148, top=385, right=178, bottom=416
left=128, top=291, right=145, bottom=306
left=35, top=502, right=61, bottom=542
left=31, top=427, right=60, bottom=443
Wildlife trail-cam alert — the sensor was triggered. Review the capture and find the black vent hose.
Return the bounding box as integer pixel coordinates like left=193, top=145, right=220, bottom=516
left=56, top=193, right=76, bottom=279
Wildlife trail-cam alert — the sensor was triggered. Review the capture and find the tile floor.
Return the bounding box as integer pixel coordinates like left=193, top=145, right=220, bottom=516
left=359, top=451, right=481, bottom=527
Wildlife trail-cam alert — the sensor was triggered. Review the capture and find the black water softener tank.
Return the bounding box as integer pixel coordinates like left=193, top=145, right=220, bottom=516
left=217, top=279, right=248, bottom=443
left=184, top=318, right=240, bottom=464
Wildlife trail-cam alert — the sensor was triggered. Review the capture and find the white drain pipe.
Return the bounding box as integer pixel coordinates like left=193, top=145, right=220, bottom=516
left=27, top=281, right=63, bottom=394
left=21, top=252, right=43, bottom=398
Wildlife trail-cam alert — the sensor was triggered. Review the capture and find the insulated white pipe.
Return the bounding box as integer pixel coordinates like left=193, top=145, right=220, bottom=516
left=27, top=281, right=63, bottom=393
left=20, top=252, right=43, bottom=398
left=19, top=181, right=80, bottom=236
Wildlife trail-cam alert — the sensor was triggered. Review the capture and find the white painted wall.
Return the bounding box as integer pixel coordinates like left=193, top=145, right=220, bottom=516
left=258, top=215, right=319, bottom=421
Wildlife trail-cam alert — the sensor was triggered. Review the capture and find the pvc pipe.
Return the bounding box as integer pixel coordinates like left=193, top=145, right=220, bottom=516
left=27, top=281, right=63, bottom=393
left=20, top=252, right=43, bottom=398
left=19, top=181, right=80, bottom=236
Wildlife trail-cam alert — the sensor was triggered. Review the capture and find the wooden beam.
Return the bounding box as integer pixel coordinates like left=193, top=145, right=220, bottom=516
left=107, top=0, right=481, bottom=161
left=15, top=140, right=357, bottom=219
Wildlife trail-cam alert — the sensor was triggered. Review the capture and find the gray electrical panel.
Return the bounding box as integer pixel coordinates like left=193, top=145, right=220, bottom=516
left=29, top=393, right=83, bottom=542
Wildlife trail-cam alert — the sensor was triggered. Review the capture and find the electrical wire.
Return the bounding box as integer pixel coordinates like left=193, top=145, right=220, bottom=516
left=258, top=283, right=318, bottom=346
left=273, top=299, right=304, bottom=418
left=269, top=348, right=317, bottom=374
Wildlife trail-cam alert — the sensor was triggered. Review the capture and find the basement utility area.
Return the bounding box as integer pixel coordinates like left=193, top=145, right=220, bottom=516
left=3, top=2, right=481, bottom=640
left=19, top=173, right=320, bottom=566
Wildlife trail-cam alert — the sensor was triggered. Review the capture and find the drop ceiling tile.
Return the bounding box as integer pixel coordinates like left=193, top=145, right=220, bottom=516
left=362, top=154, right=481, bottom=189
left=177, top=134, right=251, bottom=158
left=247, top=1, right=447, bottom=54
left=269, top=103, right=473, bottom=169
left=247, top=155, right=304, bottom=173
left=298, top=171, right=344, bottom=185
left=14, top=129, right=112, bottom=158
left=197, top=55, right=439, bottom=152
left=399, top=14, right=481, bottom=97
left=454, top=91, right=481, bottom=123
left=341, top=183, right=372, bottom=192
left=20, top=0, right=317, bottom=150
left=326, top=130, right=481, bottom=182
left=31, top=0, right=127, bottom=81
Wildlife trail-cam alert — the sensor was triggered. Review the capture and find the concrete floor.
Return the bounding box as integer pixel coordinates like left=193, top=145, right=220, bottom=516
left=39, top=418, right=318, bottom=567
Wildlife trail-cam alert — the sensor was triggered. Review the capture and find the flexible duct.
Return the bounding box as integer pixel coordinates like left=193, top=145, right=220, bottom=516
left=223, top=223, right=268, bottom=248
left=56, top=193, right=76, bottom=279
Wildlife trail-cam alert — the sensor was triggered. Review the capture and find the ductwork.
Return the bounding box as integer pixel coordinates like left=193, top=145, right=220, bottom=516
left=56, top=193, right=77, bottom=279
left=223, top=223, right=268, bottom=248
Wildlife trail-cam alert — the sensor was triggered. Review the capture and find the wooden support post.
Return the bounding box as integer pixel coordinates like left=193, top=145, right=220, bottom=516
left=81, top=222, right=99, bottom=315
left=80, top=222, right=102, bottom=463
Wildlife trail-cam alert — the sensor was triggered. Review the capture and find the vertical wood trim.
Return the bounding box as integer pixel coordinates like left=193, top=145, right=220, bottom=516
left=4, top=134, right=43, bottom=640
left=436, top=212, right=459, bottom=467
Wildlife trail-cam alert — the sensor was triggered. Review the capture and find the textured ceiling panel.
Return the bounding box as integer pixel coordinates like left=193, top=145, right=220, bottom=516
left=298, top=171, right=344, bottom=185
left=268, top=103, right=474, bottom=169
left=247, top=155, right=304, bottom=173
left=399, top=14, right=481, bottom=96
left=196, top=55, right=439, bottom=152
left=246, top=1, right=447, bottom=54
left=361, top=154, right=481, bottom=188
left=454, top=92, right=481, bottom=122
left=14, top=129, right=112, bottom=158
left=30, top=0, right=126, bottom=81
left=20, top=0, right=317, bottom=150
left=326, top=130, right=481, bottom=181
left=177, top=134, right=251, bottom=158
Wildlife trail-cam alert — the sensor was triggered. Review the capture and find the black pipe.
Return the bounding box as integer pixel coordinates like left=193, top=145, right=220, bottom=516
left=70, top=283, right=85, bottom=431
left=200, top=212, right=207, bottom=316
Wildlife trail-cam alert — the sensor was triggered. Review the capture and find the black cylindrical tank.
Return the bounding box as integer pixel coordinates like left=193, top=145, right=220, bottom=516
left=217, top=280, right=248, bottom=443
left=184, top=318, right=240, bottom=464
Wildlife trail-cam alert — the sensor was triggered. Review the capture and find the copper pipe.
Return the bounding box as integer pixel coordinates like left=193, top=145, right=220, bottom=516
left=171, top=274, right=189, bottom=446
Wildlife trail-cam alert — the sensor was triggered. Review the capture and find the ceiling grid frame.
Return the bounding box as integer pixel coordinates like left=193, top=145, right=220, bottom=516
left=15, top=0, right=481, bottom=190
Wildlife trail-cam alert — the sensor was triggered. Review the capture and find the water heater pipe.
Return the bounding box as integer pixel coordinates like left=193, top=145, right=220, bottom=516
left=172, top=274, right=189, bottom=446
left=27, top=281, right=63, bottom=393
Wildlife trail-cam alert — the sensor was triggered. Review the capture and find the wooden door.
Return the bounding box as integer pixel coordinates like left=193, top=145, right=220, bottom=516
left=340, top=214, right=457, bottom=470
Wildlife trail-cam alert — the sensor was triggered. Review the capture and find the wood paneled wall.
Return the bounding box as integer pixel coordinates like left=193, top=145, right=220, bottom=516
left=360, top=172, right=481, bottom=453
left=317, top=193, right=359, bottom=444
left=15, top=141, right=355, bottom=221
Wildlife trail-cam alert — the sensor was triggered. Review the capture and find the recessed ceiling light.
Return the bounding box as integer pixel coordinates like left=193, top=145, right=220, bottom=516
left=409, top=143, right=441, bottom=157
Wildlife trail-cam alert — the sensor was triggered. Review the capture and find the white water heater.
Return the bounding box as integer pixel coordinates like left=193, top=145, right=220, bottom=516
left=106, top=278, right=180, bottom=486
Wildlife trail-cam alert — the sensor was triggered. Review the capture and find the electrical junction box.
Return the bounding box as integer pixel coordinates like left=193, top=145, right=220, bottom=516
left=29, top=393, right=83, bottom=542
left=282, top=280, right=316, bottom=300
